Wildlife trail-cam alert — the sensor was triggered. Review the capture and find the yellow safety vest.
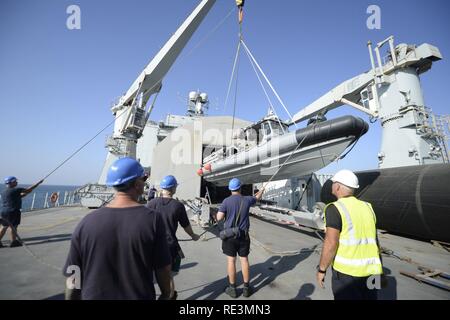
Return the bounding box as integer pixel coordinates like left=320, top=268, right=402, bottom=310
left=325, top=196, right=383, bottom=277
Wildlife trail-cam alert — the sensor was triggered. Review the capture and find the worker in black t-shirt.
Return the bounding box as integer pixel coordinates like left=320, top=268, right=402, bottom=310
left=147, top=175, right=199, bottom=300
left=63, top=158, right=172, bottom=300
left=0, top=176, right=44, bottom=248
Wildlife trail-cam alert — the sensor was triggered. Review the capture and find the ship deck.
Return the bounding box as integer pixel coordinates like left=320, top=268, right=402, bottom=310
left=0, top=206, right=449, bottom=300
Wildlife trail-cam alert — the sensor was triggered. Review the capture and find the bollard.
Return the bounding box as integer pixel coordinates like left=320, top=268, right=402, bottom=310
left=31, top=193, right=36, bottom=211
left=44, top=192, right=49, bottom=209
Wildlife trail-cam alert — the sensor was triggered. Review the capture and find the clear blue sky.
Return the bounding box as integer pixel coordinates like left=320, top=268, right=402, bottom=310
left=0, top=0, right=449, bottom=185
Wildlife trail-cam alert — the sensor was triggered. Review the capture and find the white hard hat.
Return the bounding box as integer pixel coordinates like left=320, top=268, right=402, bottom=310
left=331, top=169, right=359, bottom=189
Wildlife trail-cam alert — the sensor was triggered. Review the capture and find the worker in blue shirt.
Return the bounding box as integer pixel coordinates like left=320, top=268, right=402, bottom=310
left=216, top=178, right=264, bottom=298
left=0, top=176, right=43, bottom=248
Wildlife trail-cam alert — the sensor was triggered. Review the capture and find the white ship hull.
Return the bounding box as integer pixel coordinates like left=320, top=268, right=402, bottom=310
left=203, top=115, right=368, bottom=187
left=203, top=136, right=354, bottom=186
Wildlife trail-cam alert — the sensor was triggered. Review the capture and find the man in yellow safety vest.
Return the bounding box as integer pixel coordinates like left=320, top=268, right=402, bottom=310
left=316, top=169, right=383, bottom=300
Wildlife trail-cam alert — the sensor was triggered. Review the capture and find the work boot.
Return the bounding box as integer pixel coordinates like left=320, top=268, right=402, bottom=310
left=243, top=285, right=253, bottom=298
left=0, top=242, right=4, bottom=248
left=225, top=285, right=237, bottom=298
left=10, top=240, right=23, bottom=248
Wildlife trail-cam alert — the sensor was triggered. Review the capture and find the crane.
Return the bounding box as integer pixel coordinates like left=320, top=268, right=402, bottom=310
left=289, top=36, right=446, bottom=168
left=98, top=0, right=217, bottom=184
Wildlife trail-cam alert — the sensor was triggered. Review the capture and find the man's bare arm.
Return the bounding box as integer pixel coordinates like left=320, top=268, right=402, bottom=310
left=21, top=179, right=44, bottom=197
left=254, top=188, right=265, bottom=201
left=318, top=227, right=340, bottom=271
left=183, top=225, right=199, bottom=241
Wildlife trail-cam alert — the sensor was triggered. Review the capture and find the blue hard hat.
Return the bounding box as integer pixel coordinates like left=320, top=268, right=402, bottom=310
left=4, top=176, right=17, bottom=184
left=106, top=157, right=145, bottom=187
left=228, top=178, right=241, bottom=191
left=160, top=175, right=178, bottom=189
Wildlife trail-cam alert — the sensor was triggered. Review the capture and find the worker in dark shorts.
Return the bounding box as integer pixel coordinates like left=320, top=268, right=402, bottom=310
left=0, top=176, right=44, bottom=248
left=63, top=157, right=172, bottom=300
left=147, top=175, right=200, bottom=300
left=216, top=178, right=264, bottom=298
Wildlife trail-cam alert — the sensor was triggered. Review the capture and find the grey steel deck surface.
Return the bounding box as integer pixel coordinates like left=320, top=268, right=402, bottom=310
left=0, top=206, right=448, bottom=300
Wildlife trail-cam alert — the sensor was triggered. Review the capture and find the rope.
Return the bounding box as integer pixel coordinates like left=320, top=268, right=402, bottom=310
left=182, top=6, right=236, bottom=60
left=228, top=16, right=245, bottom=137
left=240, top=39, right=298, bottom=128
left=180, top=213, right=323, bottom=256
left=242, top=40, right=286, bottom=134
left=0, top=217, right=63, bottom=272
left=19, top=216, right=79, bottom=232
left=379, top=247, right=421, bottom=266
left=176, top=279, right=220, bottom=294
left=178, top=228, right=209, bottom=242
left=231, top=46, right=241, bottom=134
left=41, top=68, right=168, bottom=181
left=294, top=174, right=313, bottom=211
left=335, top=124, right=367, bottom=161
left=250, top=235, right=321, bottom=257
left=41, top=109, right=125, bottom=181
left=42, top=68, right=164, bottom=181
left=175, top=122, right=315, bottom=192
left=261, top=127, right=313, bottom=189
left=314, top=230, right=325, bottom=242
left=224, top=40, right=242, bottom=114
left=144, top=87, right=160, bottom=122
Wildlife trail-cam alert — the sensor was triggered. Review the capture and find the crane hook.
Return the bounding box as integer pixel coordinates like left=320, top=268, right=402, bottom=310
left=236, top=0, right=245, bottom=24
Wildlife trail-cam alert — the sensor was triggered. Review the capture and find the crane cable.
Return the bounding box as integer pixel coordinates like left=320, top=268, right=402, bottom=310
left=260, top=128, right=312, bottom=190
left=224, top=40, right=242, bottom=115
left=231, top=47, right=241, bottom=134
left=236, top=0, right=245, bottom=25
left=242, top=38, right=286, bottom=134
left=225, top=1, right=247, bottom=131
left=240, top=39, right=298, bottom=129
left=225, top=21, right=296, bottom=134
left=1, top=217, right=64, bottom=272
left=41, top=106, right=130, bottom=181
left=220, top=3, right=327, bottom=189
left=183, top=6, right=236, bottom=59
left=41, top=57, right=171, bottom=182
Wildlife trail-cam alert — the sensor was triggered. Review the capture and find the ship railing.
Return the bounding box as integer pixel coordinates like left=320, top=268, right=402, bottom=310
left=0, top=189, right=82, bottom=213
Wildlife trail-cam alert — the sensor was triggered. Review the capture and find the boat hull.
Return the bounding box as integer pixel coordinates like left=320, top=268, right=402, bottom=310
left=203, top=116, right=368, bottom=186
